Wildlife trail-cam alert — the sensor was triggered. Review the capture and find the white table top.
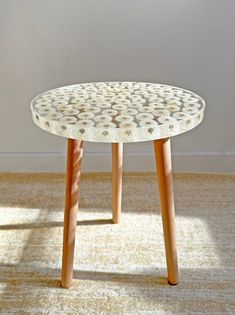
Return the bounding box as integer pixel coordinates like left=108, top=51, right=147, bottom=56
left=31, top=82, right=205, bottom=143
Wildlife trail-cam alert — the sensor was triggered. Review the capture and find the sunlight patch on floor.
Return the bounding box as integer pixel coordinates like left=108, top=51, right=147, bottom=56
left=0, top=207, right=222, bottom=272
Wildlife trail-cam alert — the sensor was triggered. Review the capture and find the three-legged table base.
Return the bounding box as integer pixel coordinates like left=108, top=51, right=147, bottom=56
left=61, top=138, right=178, bottom=288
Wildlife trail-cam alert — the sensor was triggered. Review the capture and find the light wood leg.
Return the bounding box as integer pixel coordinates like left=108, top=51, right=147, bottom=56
left=61, top=139, right=83, bottom=288
left=153, top=138, right=178, bottom=285
left=112, top=143, right=123, bottom=224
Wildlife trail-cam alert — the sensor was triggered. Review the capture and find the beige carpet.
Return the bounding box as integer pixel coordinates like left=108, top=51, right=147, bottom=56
left=0, top=172, right=234, bottom=314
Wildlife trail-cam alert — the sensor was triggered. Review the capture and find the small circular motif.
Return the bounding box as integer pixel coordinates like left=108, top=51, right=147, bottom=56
left=75, top=120, right=94, bottom=128
left=119, top=122, right=137, bottom=128
left=158, top=116, right=177, bottom=124
left=44, top=112, right=63, bottom=120
left=77, top=112, right=95, bottom=120
left=63, top=109, right=79, bottom=116
left=94, top=115, right=112, bottom=122
left=102, top=109, right=118, bottom=116
left=37, top=107, right=56, bottom=115
left=116, top=115, right=134, bottom=123
left=112, top=104, right=128, bottom=111
left=139, top=120, right=158, bottom=127
left=59, top=116, right=77, bottom=124
left=136, top=113, right=154, bottom=120
left=154, top=110, right=170, bottom=117
left=97, top=122, right=117, bottom=128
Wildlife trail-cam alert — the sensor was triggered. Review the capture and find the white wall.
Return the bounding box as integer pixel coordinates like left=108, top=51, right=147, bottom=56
left=0, top=0, right=234, bottom=173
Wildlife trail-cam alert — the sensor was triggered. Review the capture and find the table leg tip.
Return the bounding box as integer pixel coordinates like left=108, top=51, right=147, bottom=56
left=167, top=279, right=178, bottom=286
left=112, top=219, right=120, bottom=224
left=60, top=280, right=72, bottom=289
left=112, top=214, right=121, bottom=224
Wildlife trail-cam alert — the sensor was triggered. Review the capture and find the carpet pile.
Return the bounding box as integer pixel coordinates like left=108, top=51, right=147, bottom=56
left=0, top=173, right=234, bottom=314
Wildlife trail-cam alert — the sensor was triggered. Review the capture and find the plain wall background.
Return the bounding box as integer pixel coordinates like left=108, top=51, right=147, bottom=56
left=0, top=0, right=234, bottom=173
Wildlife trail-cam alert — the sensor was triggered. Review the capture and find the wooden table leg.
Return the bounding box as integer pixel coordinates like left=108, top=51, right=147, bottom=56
left=61, top=139, right=83, bottom=288
left=153, top=138, right=178, bottom=285
left=112, top=143, right=123, bottom=224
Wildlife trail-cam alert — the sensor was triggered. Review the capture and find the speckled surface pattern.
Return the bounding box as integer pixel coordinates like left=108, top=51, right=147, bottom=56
left=0, top=173, right=234, bottom=314
left=31, top=82, right=205, bottom=142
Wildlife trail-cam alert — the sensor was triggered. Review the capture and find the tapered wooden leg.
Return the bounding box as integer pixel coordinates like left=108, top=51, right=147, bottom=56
left=61, top=139, right=83, bottom=288
left=153, top=138, right=178, bottom=285
left=112, top=143, right=123, bottom=224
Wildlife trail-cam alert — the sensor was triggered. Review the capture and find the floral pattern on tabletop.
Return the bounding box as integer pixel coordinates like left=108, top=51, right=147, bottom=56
left=31, top=82, right=205, bottom=142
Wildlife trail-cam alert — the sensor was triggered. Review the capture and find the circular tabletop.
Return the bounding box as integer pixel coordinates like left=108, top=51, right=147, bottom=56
left=31, top=82, right=205, bottom=143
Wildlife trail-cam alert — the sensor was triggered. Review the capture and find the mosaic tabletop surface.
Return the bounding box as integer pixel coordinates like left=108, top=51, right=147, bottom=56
left=31, top=82, right=205, bottom=143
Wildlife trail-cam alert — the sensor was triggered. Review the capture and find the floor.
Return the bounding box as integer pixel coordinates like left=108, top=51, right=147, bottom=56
left=0, top=173, right=234, bottom=314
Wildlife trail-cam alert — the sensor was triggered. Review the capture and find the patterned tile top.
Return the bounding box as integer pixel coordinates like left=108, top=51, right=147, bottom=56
left=31, top=82, right=205, bottom=142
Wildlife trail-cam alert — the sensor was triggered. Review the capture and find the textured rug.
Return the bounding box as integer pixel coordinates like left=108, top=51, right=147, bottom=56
left=0, top=173, right=234, bottom=314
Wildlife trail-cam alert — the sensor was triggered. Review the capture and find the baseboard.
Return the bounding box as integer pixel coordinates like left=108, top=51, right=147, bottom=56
left=0, top=151, right=234, bottom=174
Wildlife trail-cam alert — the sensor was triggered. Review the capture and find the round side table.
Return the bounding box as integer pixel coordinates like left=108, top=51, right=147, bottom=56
left=31, top=81, right=205, bottom=288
